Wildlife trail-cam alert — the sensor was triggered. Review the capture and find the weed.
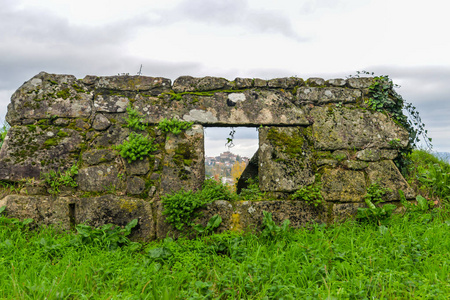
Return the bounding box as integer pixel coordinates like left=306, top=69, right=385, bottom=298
left=124, top=104, right=147, bottom=131
left=157, top=118, right=193, bottom=135
left=0, top=121, right=9, bottom=148
left=292, top=178, right=323, bottom=207
left=115, top=132, right=157, bottom=163
left=162, top=179, right=235, bottom=231
left=356, top=183, right=396, bottom=224
left=41, top=164, right=78, bottom=195
left=260, top=211, right=291, bottom=241
left=238, top=177, right=266, bottom=200
left=73, top=219, right=138, bottom=251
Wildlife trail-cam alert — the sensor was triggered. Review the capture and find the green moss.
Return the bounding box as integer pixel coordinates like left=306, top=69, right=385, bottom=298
left=159, top=89, right=248, bottom=101
left=173, top=143, right=194, bottom=167
left=44, top=138, right=58, bottom=147
left=267, top=127, right=309, bottom=159
left=27, top=125, right=37, bottom=132
left=71, top=83, right=87, bottom=93
left=57, top=130, right=69, bottom=137
left=56, top=88, right=71, bottom=100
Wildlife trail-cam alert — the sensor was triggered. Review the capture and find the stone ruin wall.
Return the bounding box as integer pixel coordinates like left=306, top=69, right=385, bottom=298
left=0, top=72, right=415, bottom=241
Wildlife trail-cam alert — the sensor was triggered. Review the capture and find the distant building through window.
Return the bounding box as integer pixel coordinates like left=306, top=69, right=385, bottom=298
left=204, top=127, right=258, bottom=188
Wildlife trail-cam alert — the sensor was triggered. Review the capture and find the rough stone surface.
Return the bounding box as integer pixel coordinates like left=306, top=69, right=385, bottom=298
left=160, top=125, right=204, bottom=194
left=6, top=72, right=92, bottom=125
left=0, top=195, right=71, bottom=229
left=366, top=160, right=415, bottom=200
left=94, top=94, right=129, bottom=113
left=136, top=89, right=309, bottom=126
left=356, top=148, right=381, bottom=161
left=126, top=176, right=146, bottom=195
left=0, top=125, right=83, bottom=181
left=237, top=200, right=327, bottom=230
left=75, top=195, right=155, bottom=241
left=310, top=107, right=409, bottom=150
left=82, top=149, right=117, bottom=166
left=77, top=164, right=125, bottom=193
left=346, top=77, right=373, bottom=89
left=297, top=87, right=362, bottom=104
left=321, top=168, right=367, bottom=202
left=259, top=127, right=315, bottom=192
left=124, top=157, right=150, bottom=175
left=92, top=113, right=111, bottom=131
left=326, top=78, right=347, bottom=87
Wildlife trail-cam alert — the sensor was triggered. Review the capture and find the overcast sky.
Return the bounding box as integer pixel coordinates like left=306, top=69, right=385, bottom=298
left=1, top=0, right=449, bottom=157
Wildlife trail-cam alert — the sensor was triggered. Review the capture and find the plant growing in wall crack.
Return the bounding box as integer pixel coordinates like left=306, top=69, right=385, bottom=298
left=292, top=178, right=324, bottom=207
left=157, top=117, right=193, bottom=135
left=356, top=183, right=396, bottom=224
left=115, top=132, right=157, bottom=163
left=125, top=105, right=148, bottom=131
left=41, top=164, right=79, bottom=195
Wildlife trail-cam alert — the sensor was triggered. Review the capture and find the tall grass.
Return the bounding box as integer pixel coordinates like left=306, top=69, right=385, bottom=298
left=407, top=149, right=450, bottom=202
left=1, top=205, right=450, bottom=299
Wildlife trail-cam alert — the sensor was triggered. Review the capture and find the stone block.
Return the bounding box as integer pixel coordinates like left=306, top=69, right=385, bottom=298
left=94, top=94, right=129, bottom=113
left=346, top=77, right=373, bottom=89
left=82, top=149, right=117, bottom=166
left=306, top=77, right=325, bottom=87
left=0, top=125, right=83, bottom=181
left=160, top=125, right=204, bottom=195
left=326, top=78, right=347, bottom=87
left=259, top=127, right=315, bottom=192
left=236, top=200, right=327, bottom=231
left=321, top=168, right=367, bottom=202
left=94, top=75, right=171, bottom=92
left=0, top=195, right=71, bottom=229
left=310, top=106, right=409, bottom=150
left=75, top=195, right=155, bottom=242
left=77, top=164, right=125, bottom=193
left=296, top=87, right=362, bottom=103
left=6, top=72, right=93, bottom=125
left=366, top=160, right=415, bottom=200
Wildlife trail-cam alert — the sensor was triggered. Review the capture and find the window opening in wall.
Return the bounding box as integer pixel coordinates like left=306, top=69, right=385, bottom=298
left=204, top=127, right=258, bottom=191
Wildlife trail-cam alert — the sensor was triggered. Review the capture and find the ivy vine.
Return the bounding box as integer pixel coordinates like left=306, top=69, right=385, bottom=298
left=350, top=71, right=432, bottom=174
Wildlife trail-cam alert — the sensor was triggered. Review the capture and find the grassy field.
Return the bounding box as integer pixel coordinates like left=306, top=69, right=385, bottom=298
left=1, top=204, right=450, bottom=299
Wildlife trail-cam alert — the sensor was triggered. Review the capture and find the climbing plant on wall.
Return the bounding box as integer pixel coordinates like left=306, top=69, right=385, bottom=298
left=350, top=71, right=432, bottom=174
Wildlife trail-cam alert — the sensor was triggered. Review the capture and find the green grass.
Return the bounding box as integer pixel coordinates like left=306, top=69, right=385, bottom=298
left=407, top=149, right=450, bottom=202
left=1, top=205, right=450, bottom=299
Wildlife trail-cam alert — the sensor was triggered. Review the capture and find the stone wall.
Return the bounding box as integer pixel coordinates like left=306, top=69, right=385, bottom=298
left=0, top=72, right=414, bottom=241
